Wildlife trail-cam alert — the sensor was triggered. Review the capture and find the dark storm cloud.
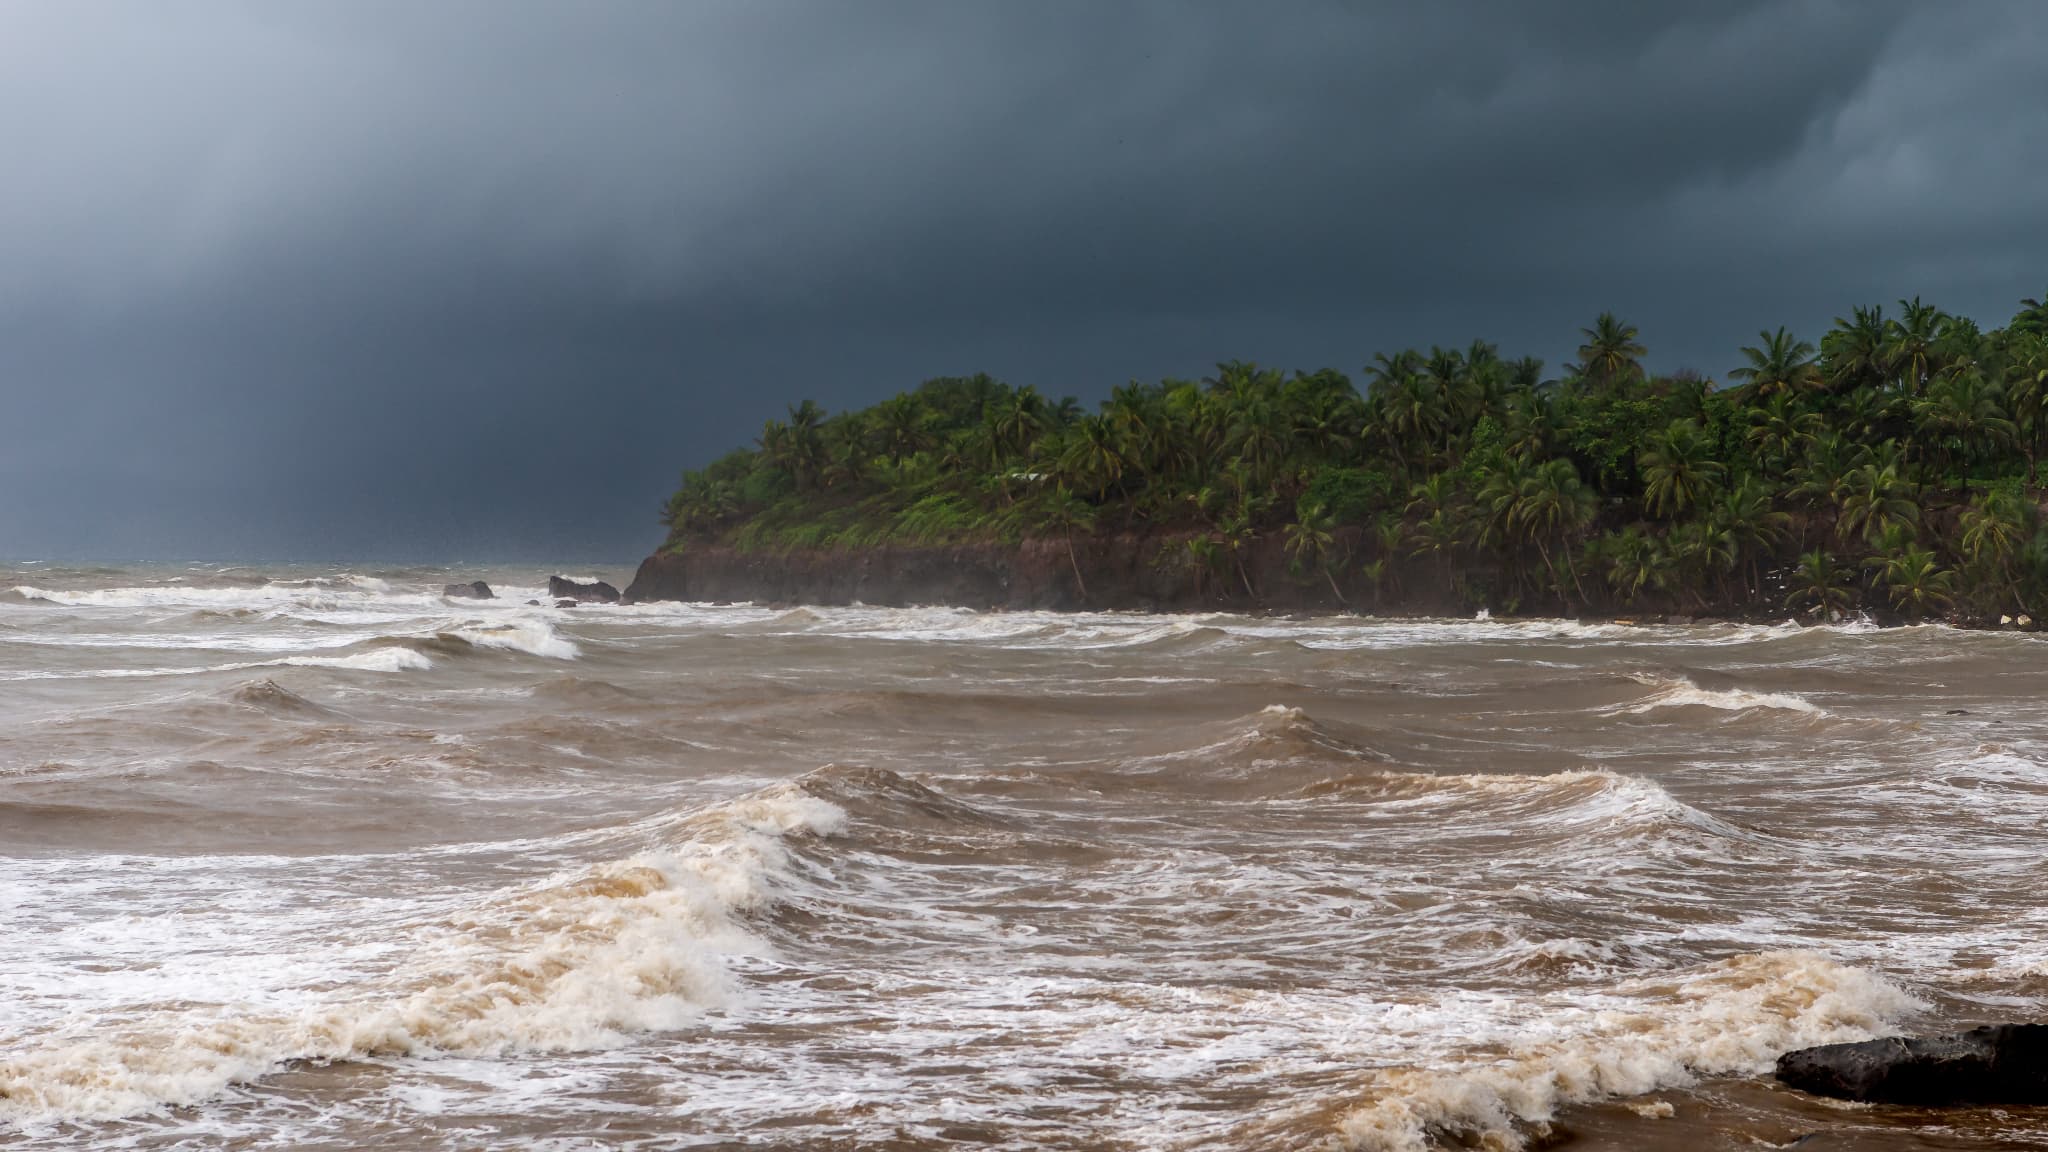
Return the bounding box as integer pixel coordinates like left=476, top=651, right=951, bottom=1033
left=3, top=0, right=2045, bottom=559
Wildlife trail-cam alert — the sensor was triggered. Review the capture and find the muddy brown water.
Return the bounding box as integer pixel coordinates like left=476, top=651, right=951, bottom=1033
left=5, top=564, right=2048, bottom=1150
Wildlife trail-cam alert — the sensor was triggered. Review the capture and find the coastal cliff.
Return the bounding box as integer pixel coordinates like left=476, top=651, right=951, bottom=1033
left=627, top=532, right=1481, bottom=615
left=643, top=299, right=2048, bottom=626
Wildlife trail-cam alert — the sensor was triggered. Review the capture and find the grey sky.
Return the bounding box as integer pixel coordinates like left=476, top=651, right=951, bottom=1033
left=3, top=0, right=2044, bottom=560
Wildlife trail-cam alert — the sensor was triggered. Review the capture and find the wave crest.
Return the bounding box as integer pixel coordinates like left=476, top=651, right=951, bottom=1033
left=0, top=786, right=843, bottom=1124
left=440, top=619, right=580, bottom=661
left=1620, top=675, right=1824, bottom=716
left=1336, top=951, right=1917, bottom=1152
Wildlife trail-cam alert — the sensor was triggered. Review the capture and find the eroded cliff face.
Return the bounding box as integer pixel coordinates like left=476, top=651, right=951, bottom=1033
left=622, top=532, right=1476, bottom=614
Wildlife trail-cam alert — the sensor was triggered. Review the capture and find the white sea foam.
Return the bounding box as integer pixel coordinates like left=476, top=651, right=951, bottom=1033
left=1336, top=951, right=1918, bottom=1152
left=1621, top=675, right=1824, bottom=716
left=9, top=582, right=442, bottom=613
left=0, top=647, right=436, bottom=681
left=447, top=619, right=580, bottom=660
left=283, top=648, right=436, bottom=673
left=0, top=786, right=843, bottom=1124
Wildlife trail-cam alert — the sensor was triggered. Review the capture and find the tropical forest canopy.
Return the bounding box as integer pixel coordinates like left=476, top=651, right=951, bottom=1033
left=664, top=295, right=2048, bottom=620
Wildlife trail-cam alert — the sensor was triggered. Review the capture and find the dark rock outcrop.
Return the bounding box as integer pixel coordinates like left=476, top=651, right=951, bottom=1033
left=1775, top=1024, right=2048, bottom=1104
left=443, top=581, right=494, bottom=599
left=548, top=576, right=620, bottom=604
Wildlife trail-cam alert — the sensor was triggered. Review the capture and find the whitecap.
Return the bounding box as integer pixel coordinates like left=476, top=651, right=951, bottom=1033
left=1620, top=675, right=1824, bottom=716
left=1336, top=951, right=1918, bottom=1152
left=445, top=619, right=580, bottom=660
left=0, top=786, right=843, bottom=1124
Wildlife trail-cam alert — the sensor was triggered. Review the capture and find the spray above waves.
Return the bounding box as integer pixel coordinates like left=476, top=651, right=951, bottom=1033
left=1336, top=951, right=1919, bottom=1152
left=0, top=784, right=844, bottom=1125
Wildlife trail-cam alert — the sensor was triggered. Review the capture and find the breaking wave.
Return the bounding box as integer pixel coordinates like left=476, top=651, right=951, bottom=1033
left=1336, top=951, right=1919, bottom=1152
left=0, top=785, right=843, bottom=1124
left=1619, top=674, right=1825, bottom=716
left=441, top=619, right=580, bottom=661
left=8, top=581, right=440, bottom=612
left=0, top=647, right=436, bottom=682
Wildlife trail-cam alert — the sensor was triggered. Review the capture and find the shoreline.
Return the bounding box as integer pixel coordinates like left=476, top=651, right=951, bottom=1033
left=621, top=541, right=2035, bottom=631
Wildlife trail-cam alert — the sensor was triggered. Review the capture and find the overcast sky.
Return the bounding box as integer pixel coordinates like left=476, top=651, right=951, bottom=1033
left=3, top=0, right=2045, bottom=561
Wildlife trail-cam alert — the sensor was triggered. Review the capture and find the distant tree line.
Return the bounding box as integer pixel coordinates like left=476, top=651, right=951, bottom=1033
left=663, top=293, right=2048, bottom=621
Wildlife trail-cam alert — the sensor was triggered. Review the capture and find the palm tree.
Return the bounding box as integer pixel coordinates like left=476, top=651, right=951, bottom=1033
left=1910, top=371, right=2017, bottom=488
left=1729, top=327, right=1820, bottom=404
left=1224, top=381, right=1290, bottom=485
left=781, top=400, right=829, bottom=489
left=2003, top=333, right=2048, bottom=470
left=2014, top=290, right=2048, bottom=339
left=1664, top=519, right=1737, bottom=609
left=1710, top=475, right=1790, bottom=600
left=1639, top=419, right=1725, bottom=518
left=1289, top=382, right=1362, bottom=462
left=990, top=385, right=1047, bottom=459
left=874, top=393, right=933, bottom=463
left=1598, top=527, right=1664, bottom=606
left=1408, top=508, right=1466, bottom=588
left=1422, top=346, right=1479, bottom=439
left=1497, top=389, right=1551, bottom=460
left=1745, top=396, right=1822, bottom=478
left=1284, top=501, right=1346, bottom=604
left=1513, top=458, right=1597, bottom=604
left=1822, top=305, right=1889, bottom=394
left=1867, top=544, right=1956, bottom=619
left=1372, top=514, right=1405, bottom=599
left=1834, top=456, right=1919, bottom=544
left=1034, top=488, right=1096, bottom=601
left=1834, top=385, right=1900, bottom=445
left=1786, top=432, right=1857, bottom=528
left=1576, top=313, right=1647, bottom=389
left=1057, top=414, right=1126, bottom=500
left=1216, top=505, right=1259, bottom=600
left=1960, top=486, right=2034, bottom=611
left=1405, top=473, right=1460, bottom=522
left=1367, top=351, right=1439, bottom=472
left=757, top=418, right=791, bottom=474
left=1885, top=297, right=1946, bottom=394
left=1166, top=535, right=1222, bottom=601
left=1783, top=549, right=1855, bottom=619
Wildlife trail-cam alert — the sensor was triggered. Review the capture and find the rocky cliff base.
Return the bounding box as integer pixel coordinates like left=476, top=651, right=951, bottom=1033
left=626, top=534, right=1496, bottom=614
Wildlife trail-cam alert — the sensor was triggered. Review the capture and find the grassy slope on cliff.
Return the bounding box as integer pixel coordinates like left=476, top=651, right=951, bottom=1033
left=661, top=296, right=2048, bottom=621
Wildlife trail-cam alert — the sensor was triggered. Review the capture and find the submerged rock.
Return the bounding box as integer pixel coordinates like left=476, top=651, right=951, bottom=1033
left=547, top=575, right=620, bottom=603
left=1775, top=1024, right=2048, bottom=1104
left=443, top=581, right=494, bottom=599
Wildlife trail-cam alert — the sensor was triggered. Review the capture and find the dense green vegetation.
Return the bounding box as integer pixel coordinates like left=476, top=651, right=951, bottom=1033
left=664, top=294, right=2048, bottom=621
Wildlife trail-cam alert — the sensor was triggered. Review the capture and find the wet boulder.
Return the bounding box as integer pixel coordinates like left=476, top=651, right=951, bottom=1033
left=443, top=581, right=495, bottom=599
left=548, top=576, right=620, bottom=604
left=1775, top=1024, right=2048, bottom=1105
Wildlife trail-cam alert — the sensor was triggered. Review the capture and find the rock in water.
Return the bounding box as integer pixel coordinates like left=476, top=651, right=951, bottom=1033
left=443, top=581, right=494, bottom=599
left=547, top=576, right=620, bottom=603
left=1775, top=1024, right=2048, bottom=1104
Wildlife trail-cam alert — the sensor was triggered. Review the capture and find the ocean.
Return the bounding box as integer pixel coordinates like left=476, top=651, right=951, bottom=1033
left=3, top=563, right=2044, bottom=1150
